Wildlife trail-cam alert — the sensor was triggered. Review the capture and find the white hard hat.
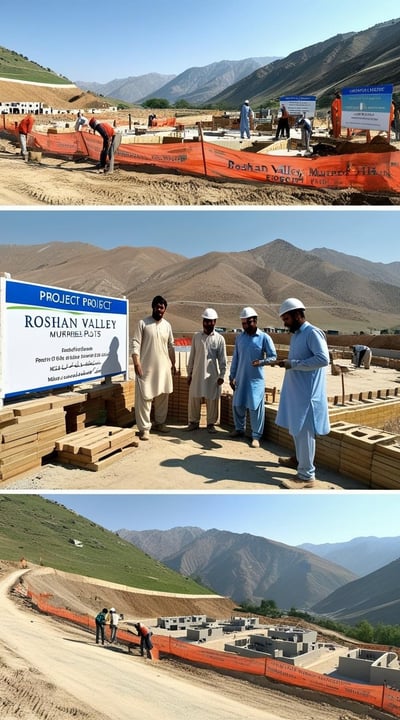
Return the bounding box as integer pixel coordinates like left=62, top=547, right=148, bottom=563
left=240, top=306, right=258, bottom=319
left=110, top=607, right=115, bottom=612
left=202, top=307, right=218, bottom=320
left=279, top=297, right=306, bottom=316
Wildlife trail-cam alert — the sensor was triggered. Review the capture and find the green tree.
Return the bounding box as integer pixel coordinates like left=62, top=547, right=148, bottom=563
left=354, top=620, right=374, bottom=643
left=143, top=98, right=170, bottom=109
left=174, top=99, right=191, bottom=109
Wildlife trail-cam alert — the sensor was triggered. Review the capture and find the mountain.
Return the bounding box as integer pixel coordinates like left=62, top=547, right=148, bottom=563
left=209, top=19, right=400, bottom=107
left=310, top=248, right=400, bottom=288
left=299, top=536, right=400, bottom=577
left=119, top=526, right=205, bottom=559
left=1, top=240, right=400, bottom=334
left=118, top=526, right=356, bottom=608
left=75, top=73, right=176, bottom=104
left=138, top=57, right=278, bottom=105
left=312, top=556, right=400, bottom=625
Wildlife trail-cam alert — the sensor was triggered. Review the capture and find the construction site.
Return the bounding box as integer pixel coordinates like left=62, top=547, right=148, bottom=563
left=0, top=331, right=399, bottom=491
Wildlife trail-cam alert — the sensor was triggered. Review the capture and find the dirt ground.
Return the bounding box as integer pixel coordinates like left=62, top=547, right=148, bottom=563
left=0, top=565, right=390, bottom=720
left=1, top=136, right=399, bottom=206
left=2, top=360, right=399, bottom=492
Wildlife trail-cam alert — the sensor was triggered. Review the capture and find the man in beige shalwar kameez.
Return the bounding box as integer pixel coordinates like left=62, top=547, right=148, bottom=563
left=132, top=295, right=176, bottom=440
left=185, top=308, right=227, bottom=434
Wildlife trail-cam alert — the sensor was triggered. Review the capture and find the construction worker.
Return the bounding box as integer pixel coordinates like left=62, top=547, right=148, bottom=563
left=275, top=298, right=330, bottom=487
left=239, top=100, right=254, bottom=139
left=88, top=117, right=117, bottom=171
left=331, top=92, right=342, bottom=138
left=134, top=622, right=153, bottom=658
left=296, top=114, right=312, bottom=152
left=17, top=113, right=34, bottom=160
left=275, top=104, right=290, bottom=139
left=185, top=308, right=227, bottom=434
left=352, top=344, right=372, bottom=369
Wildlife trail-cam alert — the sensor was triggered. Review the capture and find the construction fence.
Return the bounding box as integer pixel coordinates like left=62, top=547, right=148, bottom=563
left=3, top=117, right=400, bottom=193
left=23, top=584, right=400, bottom=717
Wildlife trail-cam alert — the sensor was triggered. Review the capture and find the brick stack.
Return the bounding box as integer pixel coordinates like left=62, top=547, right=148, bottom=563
left=371, top=440, right=400, bottom=489
left=167, top=374, right=189, bottom=424
left=339, top=426, right=398, bottom=486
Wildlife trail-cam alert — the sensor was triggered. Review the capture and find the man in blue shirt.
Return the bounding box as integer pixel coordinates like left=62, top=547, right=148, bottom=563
left=276, top=298, right=330, bottom=487
left=229, top=307, right=277, bottom=448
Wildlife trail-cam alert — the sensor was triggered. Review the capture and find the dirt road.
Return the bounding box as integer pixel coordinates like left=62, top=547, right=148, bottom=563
left=0, top=569, right=382, bottom=720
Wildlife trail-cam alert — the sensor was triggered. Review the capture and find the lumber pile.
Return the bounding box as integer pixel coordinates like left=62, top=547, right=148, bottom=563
left=0, top=398, right=66, bottom=481
left=55, top=425, right=138, bottom=471
left=65, top=381, right=135, bottom=432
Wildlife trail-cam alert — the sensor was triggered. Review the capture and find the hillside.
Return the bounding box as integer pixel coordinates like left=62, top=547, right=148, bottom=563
left=119, top=527, right=357, bottom=608
left=0, top=495, right=214, bottom=596
left=312, top=556, right=400, bottom=625
left=210, top=19, right=400, bottom=107
left=1, top=240, right=399, bottom=334
left=0, top=46, right=71, bottom=84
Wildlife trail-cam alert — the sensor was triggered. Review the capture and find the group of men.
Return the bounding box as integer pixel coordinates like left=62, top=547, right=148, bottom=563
left=132, top=295, right=331, bottom=487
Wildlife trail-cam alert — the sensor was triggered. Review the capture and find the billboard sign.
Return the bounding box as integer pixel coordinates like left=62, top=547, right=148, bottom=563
left=341, top=84, right=393, bottom=131
left=279, top=96, right=317, bottom=117
left=0, top=277, right=129, bottom=399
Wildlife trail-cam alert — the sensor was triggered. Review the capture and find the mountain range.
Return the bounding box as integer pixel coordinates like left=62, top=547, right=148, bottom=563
left=75, top=57, right=277, bottom=105
left=299, top=535, right=400, bottom=576
left=74, top=19, right=400, bottom=107
left=118, top=526, right=356, bottom=608
left=1, top=240, right=399, bottom=334
left=118, top=526, right=400, bottom=624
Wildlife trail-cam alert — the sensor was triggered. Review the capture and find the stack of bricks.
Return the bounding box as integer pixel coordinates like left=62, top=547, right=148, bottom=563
left=315, top=421, right=357, bottom=472
left=167, top=374, right=189, bottom=424
left=339, top=426, right=398, bottom=486
left=371, top=440, right=400, bottom=489
left=0, top=398, right=67, bottom=482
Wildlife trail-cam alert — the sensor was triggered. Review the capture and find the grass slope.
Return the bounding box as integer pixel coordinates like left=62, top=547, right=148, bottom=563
left=0, top=495, right=214, bottom=595
left=0, top=46, right=71, bottom=84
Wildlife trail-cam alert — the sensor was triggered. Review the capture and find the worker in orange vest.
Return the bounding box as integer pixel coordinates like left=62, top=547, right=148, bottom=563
left=18, top=113, right=35, bottom=160
left=89, top=117, right=117, bottom=171
left=134, top=622, right=153, bottom=659
left=331, top=93, right=342, bottom=138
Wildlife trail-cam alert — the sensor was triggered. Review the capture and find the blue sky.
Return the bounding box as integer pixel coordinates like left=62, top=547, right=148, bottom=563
left=2, top=3, right=400, bottom=82
left=0, top=209, right=398, bottom=264
left=42, top=493, right=400, bottom=546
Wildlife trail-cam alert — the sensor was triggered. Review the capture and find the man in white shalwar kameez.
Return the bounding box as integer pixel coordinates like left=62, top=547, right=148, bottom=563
left=132, top=295, right=176, bottom=440
left=275, top=298, right=330, bottom=487
left=186, top=308, right=227, bottom=434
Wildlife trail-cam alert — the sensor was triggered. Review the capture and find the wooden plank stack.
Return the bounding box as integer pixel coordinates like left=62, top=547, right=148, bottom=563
left=55, top=425, right=139, bottom=471
left=0, top=398, right=66, bottom=482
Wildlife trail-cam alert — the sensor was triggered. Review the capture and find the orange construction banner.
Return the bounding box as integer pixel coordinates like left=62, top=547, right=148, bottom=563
left=2, top=117, right=400, bottom=194
left=202, top=142, right=400, bottom=192
left=264, top=656, right=384, bottom=708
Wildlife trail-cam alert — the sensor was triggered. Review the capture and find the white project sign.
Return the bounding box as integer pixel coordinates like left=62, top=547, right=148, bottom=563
left=341, top=84, right=393, bottom=131
left=0, top=278, right=129, bottom=399
left=280, top=96, right=317, bottom=117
